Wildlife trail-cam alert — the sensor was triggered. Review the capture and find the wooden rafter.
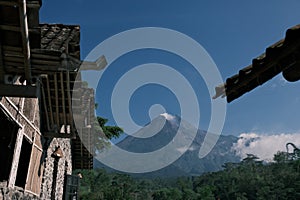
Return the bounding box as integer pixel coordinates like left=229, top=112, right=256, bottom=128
left=0, top=84, right=37, bottom=97
left=0, top=24, right=40, bottom=34
left=214, top=24, right=300, bottom=102
left=0, top=1, right=40, bottom=8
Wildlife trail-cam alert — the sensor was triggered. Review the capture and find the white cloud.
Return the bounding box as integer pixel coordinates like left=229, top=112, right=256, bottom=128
left=177, top=147, right=188, bottom=154
left=176, top=145, right=196, bottom=154
left=232, top=132, right=300, bottom=162
left=160, top=113, right=175, bottom=121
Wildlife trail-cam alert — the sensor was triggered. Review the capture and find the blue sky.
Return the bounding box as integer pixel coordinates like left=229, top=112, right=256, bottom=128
left=41, top=0, right=300, bottom=136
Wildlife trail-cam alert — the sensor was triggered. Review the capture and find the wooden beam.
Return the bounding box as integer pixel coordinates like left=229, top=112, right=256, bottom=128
left=18, top=0, right=32, bottom=83
left=0, top=25, right=40, bottom=34
left=25, top=1, right=41, bottom=8
left=225, top=39, right=300, bottom=102
left=0, top=1, right=18, bottom=6
left=3, top=62, right=65, bottom=74
left=80, top=55, right=107, bottom=70
left=3, top=52, right=81, bottom=73
left=0, top=1, right=40, bottom=8
left=0, top=84, right=38, bottom=97
left=8, top=129, right=24, bottom=188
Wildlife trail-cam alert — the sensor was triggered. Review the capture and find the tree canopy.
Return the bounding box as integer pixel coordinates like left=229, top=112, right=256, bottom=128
left=76, top=152, right=300, bottom=200
left=93, top=116, right=124, bottom=152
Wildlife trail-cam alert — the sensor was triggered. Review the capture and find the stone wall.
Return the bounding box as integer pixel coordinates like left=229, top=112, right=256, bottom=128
left=40, top=138, right=72, bottom=200
left=0, top=182, right=39, bottom=200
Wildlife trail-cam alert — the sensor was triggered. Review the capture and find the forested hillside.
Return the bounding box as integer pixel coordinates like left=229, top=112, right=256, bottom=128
left=76, top=152, right=300, bottom=200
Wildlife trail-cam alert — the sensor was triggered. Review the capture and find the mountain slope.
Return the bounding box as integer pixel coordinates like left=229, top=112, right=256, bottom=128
left=95, top=113, right=239, bottom=177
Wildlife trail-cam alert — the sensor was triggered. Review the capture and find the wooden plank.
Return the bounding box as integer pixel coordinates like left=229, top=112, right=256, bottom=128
left=31, top=48, right=62, bottom=56
left=31, top=58, right=60, bottom=67
left=31, top=53, right=61, bottom=61
left=2, top=49, right=80, bottom=73
left=0, top=1, right=19, bottom=6
left=25, top=146, right=42, bottom=195
left=2, top=45, right=23, bottom=52
left=4, top=55, right=24, bottom=63
left=225, top=37, right=300, bottom=102
left=0, top=1, right=41, bottom=8
left=8, top=129, right=23, bottom=188
left=0, top=25, right=20, bottom=32
left=0, top=25, right=40, bottom=34
left=18, top=0, right=32, bottom=83
left=0, top=84, right=38, bottom=97
left=24, top=135, right=35, bottom=193
left=4, top=62, right=64, bottom=73
left=26, top=1, right=41, bottom=8
left=80, top=55, right=107, bottom=70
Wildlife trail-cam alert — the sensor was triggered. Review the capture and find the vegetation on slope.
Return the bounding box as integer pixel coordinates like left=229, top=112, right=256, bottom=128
left=75, top=152, right=300, bottom=200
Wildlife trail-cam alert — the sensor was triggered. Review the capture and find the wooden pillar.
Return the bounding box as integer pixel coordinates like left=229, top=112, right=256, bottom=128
left=18, top=0, right=32, bottom=83
left=8, top=128, right=24, bottom=188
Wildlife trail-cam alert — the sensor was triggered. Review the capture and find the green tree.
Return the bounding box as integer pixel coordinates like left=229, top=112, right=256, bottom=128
left=97, top=116, right=123, bottom=139
left=196, top=185, right=215, bottom=200
left=273, top=151, right=288, bottom=164
left=94, top=116, right=123, bottom=152
left=152, top=188, right=182, bottom=200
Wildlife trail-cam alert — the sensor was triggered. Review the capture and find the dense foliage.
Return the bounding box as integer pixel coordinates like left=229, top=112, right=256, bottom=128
left=75, top=152, right=300, bottom=200
left=94, top=116, right=124, bottom=151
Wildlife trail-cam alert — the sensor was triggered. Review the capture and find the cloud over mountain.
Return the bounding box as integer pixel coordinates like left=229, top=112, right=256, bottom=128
left=232, top=132, right=300, bottom=161
left=95, top=113, right=240, bottom=177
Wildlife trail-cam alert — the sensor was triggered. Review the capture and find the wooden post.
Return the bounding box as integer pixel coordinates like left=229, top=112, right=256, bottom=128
left=8, top=128, right=23, bottom=188
left=46, top=76, right=54, bottom=127
left=18, top=0, right=32, bottom=83
left=41, top=83, right=50, bottom=131
left=66, top=71, right=75, bottom=137
left=60, top=72, right=67, bottom=133
left=54, top=74, right=60, bottom=130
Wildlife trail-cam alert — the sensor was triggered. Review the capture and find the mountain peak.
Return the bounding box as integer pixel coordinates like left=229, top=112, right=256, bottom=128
left=160, top=113, right=176, bottom=121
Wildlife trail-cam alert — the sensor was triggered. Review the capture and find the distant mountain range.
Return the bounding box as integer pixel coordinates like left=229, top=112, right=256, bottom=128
left=94, top=113, right=240, bottom=178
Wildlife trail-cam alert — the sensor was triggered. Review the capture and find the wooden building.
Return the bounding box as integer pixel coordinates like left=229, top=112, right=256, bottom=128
left=0, top=0, right=104, bottom=199
left=214, top=24, right=300, bottom=102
